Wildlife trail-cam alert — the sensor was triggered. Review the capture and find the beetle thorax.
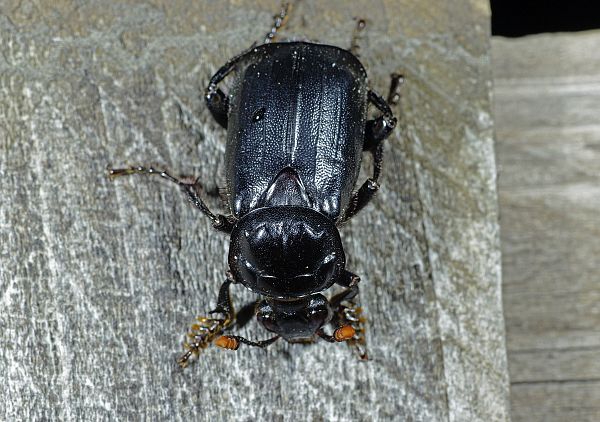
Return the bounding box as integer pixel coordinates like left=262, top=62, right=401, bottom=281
left=228, top=206, right=345, bottom=299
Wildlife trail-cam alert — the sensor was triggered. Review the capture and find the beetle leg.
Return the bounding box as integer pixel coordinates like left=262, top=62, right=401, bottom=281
left=341, top=145, right=383, bottom=222
left=264, top=2, right=291, bottom=44
left=205, top=58, right=238, bottom=130
left=177, top=278, right=237, bottom=367
left=336, top=270, right=361, bottom=289
left=205, top=2, right=291, bottom=128
left=349, top=18, right=367, bottom=57
left=363, top=74, right=403, bottom=150
left=339, top=302, right=369, bottom=360
left=386, top=72, right=404, bottom=106
left=363, top=89, right=397, bottom=151
left=205, top=86, right=229, bottom=129
left=107, top=165, right=234, bottom=233
left=329, top=285, right=359, bottom=308
left=208, top=276, right=236, bottom=316
left=342, top=74, right=403, bottom=222
left=316, top=325, right=356, bottom=343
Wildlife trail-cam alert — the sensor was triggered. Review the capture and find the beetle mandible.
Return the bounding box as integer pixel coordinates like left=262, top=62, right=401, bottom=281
left=108, top=4, right=401, bottom=367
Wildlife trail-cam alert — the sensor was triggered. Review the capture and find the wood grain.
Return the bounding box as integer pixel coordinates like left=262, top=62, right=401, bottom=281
left=493, top=31, right=600, bottom=422
left=0, top=1, right=508, bottom=420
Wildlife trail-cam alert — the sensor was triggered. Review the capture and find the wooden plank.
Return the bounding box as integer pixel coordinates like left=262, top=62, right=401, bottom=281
left=493, top=31, right=600, bottom=422
left=509, top=346, right=600, bottom=383
left=0, top=1, right=509, bottom=420
left=511, top=382, right=600, bottom=422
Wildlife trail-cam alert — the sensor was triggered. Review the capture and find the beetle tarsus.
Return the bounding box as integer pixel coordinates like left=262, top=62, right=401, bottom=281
left=387, top=73, right=404, bottom=106
left=350, top=18, right=367, bottom=57
left=264, top=3, right=291, bottom=44
left=106, top=165, right=234, bottom=233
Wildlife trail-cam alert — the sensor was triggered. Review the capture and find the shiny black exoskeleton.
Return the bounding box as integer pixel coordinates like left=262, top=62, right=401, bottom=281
left=108, top=5, right=400, bottom=366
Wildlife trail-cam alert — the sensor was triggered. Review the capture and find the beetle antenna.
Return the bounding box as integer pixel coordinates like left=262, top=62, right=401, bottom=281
left=214, top=335, right=280, bottom=350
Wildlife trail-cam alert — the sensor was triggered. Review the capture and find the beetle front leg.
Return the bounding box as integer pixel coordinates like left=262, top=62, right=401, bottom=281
left=213, top=334, right=280, bottom=351
left=177, top=278, right=236, bottom=368
left=338, top=301, right=369, bottom=360
left=107, top=165, right=234, bottom=233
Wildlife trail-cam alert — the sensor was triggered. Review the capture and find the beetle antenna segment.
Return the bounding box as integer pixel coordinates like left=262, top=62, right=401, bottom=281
left=350, top=18, right=367, bottom=58
left=264, top=2, right=291, bottom=44
left=107, top=165, right=234, bottom=233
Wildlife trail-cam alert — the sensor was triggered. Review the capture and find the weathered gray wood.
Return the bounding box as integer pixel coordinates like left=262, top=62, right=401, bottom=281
left=493, top=31, right=600, bottom=422
left=1, top=1, right=509, bottom=420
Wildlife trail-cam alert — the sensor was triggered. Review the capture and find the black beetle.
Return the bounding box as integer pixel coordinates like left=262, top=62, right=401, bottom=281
left=108, top=4, right=400, bottom=367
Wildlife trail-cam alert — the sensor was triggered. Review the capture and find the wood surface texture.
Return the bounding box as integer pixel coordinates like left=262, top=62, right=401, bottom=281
left=1, top=1, right=509, bottom=420
left=493, top=31, right=600, bottom=422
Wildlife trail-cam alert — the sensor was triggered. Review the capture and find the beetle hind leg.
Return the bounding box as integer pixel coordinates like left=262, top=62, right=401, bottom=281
left=349, top=17, right=367, bottom=57
left=107, top=165, right=234, bottom=233
left=264, top=2, right=291, bottom=44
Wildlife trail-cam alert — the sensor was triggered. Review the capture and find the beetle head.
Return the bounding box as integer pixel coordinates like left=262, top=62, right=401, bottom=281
left=228, top=206, right=345, bottom=299
left=256, top=294, right=332, bottom=342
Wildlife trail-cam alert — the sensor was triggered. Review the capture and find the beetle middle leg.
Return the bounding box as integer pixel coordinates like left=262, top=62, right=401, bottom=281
left=177, top=277, right=278, bottom=366
left=107, top=165, right=234, bottom=233
left=342, top=74, right=403, bottom=222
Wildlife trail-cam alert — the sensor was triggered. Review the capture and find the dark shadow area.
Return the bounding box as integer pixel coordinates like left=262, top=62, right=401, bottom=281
left=492, top=0, right=600, bottom=37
